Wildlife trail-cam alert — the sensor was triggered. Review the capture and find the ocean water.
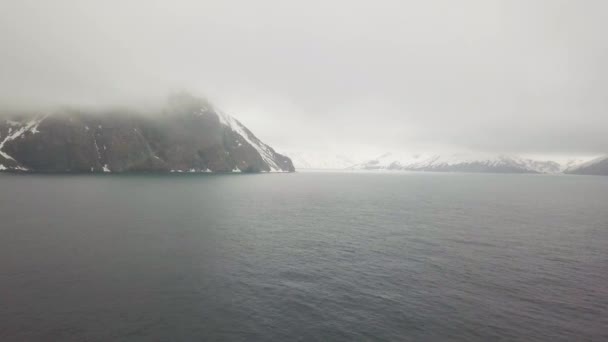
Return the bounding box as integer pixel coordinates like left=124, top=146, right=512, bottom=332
left=0, top=172, right=607, bottom=341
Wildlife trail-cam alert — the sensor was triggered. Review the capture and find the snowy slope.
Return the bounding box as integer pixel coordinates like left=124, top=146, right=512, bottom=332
left=216, top=110, right=288, bottom=172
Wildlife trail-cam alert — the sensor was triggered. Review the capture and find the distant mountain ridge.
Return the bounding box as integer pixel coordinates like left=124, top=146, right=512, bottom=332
left=294, top=151, right=607, bottom=175
left=0, top=94, right=294, bottom=173
left=349, top=153, right=565, bottom=174
left=564, top=156, right=608, bottom=175
left=351, top=153, right=608, bottom=175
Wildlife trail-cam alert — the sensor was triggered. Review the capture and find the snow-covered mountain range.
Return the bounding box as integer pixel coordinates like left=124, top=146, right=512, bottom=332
left=291, top=151, right=606, bottom=175
left=349, top=152, right=566, bottom=174
left=1, top=92, right=605, bottom=176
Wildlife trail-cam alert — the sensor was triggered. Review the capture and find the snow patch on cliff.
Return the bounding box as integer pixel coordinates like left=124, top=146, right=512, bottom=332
left=0, top=115, right=46, bottom=169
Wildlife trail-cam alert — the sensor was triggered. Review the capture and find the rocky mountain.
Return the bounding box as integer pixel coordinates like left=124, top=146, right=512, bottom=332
left=0, top=94, right=294, bottom=173
left=348, top=152, right=565, bottom=174
left=564, top=156, right=608, bottom=176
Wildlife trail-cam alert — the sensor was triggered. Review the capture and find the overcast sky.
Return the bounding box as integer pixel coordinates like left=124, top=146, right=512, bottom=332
left=1, top=0, right=606, bottom=158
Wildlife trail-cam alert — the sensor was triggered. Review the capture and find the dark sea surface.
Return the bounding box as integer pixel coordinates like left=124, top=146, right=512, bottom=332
left=1, top=172, right=607, bottom=341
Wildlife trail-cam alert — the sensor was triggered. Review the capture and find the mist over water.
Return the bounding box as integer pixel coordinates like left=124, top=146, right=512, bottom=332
left=1, top=172, right=607, bottom=341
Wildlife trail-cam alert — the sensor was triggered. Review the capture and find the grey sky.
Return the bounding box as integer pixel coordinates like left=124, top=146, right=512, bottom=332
left=1, top=0, right=606, bottom=157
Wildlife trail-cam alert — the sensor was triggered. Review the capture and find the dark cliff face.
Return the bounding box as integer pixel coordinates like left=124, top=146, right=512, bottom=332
left=0, top=95, right=295, bottom=173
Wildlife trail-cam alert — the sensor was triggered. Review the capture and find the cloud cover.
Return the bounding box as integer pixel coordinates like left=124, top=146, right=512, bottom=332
left=1, top=0, right=606, bottom=157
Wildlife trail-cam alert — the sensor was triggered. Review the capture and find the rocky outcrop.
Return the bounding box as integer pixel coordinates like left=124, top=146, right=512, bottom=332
left=0, top=94, right=294, bottom=173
